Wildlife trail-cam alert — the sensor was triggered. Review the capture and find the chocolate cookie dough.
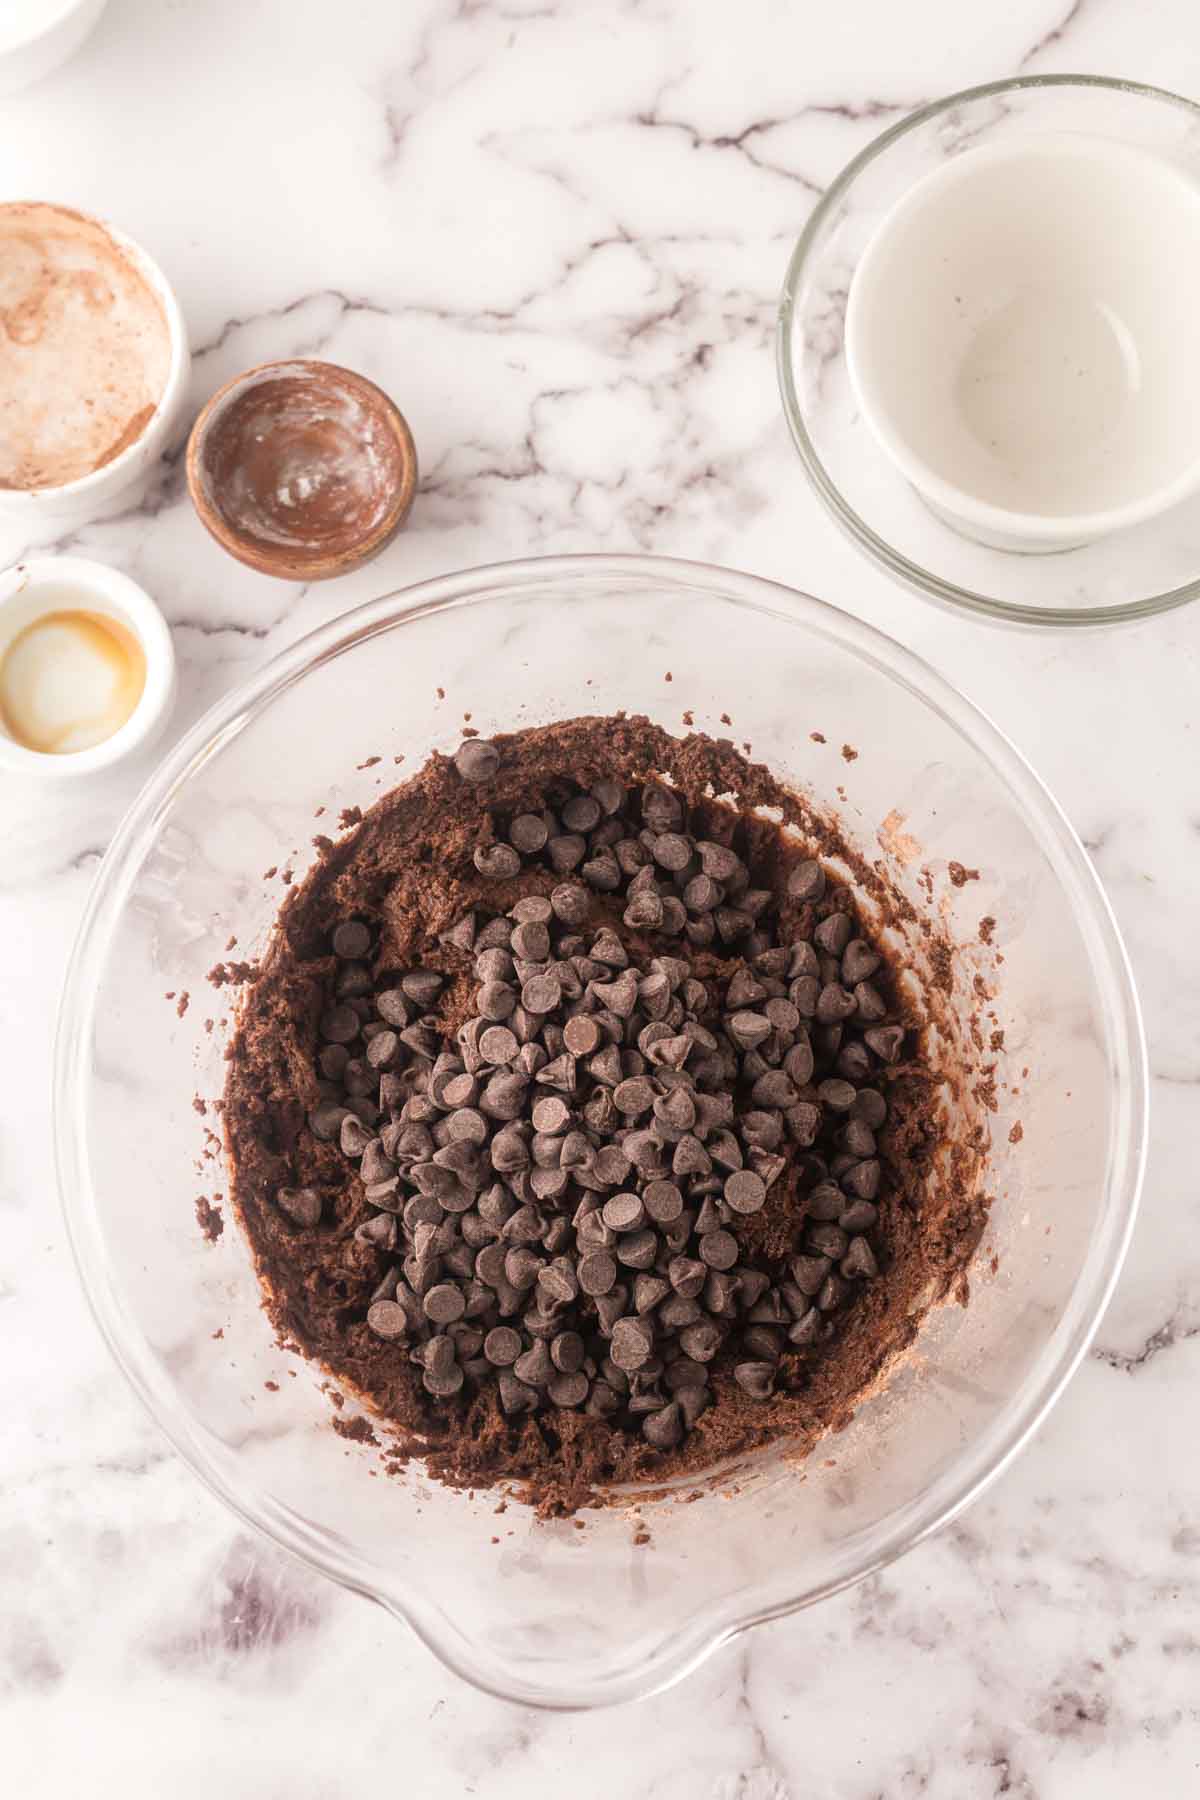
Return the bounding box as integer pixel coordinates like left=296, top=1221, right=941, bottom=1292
left=221, top=716, right=987, bottom=1514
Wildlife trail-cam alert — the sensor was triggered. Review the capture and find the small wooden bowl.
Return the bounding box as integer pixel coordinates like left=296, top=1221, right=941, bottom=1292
left=186, top=360, right=417, bottom=580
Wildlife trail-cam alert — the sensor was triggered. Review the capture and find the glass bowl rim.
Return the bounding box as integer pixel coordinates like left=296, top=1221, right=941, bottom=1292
left=53, top=551, right=1149, bottom=1706
left=776, top=72, right=1200, bottom=628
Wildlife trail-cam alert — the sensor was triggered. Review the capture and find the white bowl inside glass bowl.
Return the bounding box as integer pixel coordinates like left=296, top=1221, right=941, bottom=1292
left=55, top=554, right=1146, bottom=1708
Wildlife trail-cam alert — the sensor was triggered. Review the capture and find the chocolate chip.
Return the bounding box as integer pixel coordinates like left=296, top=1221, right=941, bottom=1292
left=726, top=1009, right=772, bottom=1051
left=602, top=1191, right=646, bottom=1233
left=865, top=1024, right=906, bottom=1063
left=510, top=813, right=549, bottom=854
left=339, top=1114, right=372, bottom=1157
left=788, top=1310, right=821, bottom=1347
left=643, top=1179, right=684, bottom=1223
left=791, top=1254, right=830, bottom=1296
left=844, top=1158, right=881, bottom=1200
left=367, top=1299, right=411, bottom=1340
left=321, top=1004, right=360, bottom=1045
left=579, top=1250, right=618, bottom=1296
left=512, top=895, right=553, bottom=924
left=332, top=920, right=372, bottom=959
left=522, top=972, right=561, bottom=1014
left=545, top=1008, right=593, bottom=1058
left=787, top=860, right=825, bottom=901
left=842, top=1236, right=878, bottom=1279
left=610, top=1315, right=655, bottom=1370
left=808, top=1222, right=848, bottom=1258
left=424, top=1283, right=467, bottom=1323
left=549, top=1371, right=590, bottom=1407
left=455, top=739, right=499, bottom=781
left=817, top=1273, right=847, bottom=1311
left=365, top=1029, right=399, bottom=1070
left=842, top=939, right=881, bottom=984
left=478, top=1025, right=519, bottom=1065
left=814, top=913, right=852, bottom=956
left=547, top=833, right=587, bottom=872
left=698, top=1229, right=738, bottom=1270
left=678, top=1321, right=723, bottom=1363
left=483, top=1325, right=522, bottom=1365
left=615, top=1229, right=658, bottom=1271
left=683, top=873, right=723, bottom=911
left=475, top=843, right=522, bottom=879
left=613, top=1076, right=655, bottom=1117
left=853, top=1088, right=888, bottom=1129
left=514, top=1340, right=554, bottom=1387
left=817, top=983, right=857, bottom=1024
left=817, top=1078, right=857, bottom=1112
left=642, top=1401, right=683, bottom=1449
left=538, top=1258, right=579, bottom=1305
left=652, top=831, right=692, bottom=872
left=724, top=1170, right=766, bottom=1215
left=734, top=1361, right=775, bottom=1399
left=499, top=1371, right=537, bottom=1414
left=276, top=1185, right=322, bottom=1227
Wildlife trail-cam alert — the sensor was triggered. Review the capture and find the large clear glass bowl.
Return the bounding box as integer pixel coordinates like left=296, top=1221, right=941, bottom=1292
left=55, top=555, right=1146, bottom=1707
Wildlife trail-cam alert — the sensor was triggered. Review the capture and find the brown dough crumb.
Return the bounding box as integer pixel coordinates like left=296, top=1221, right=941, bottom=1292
left=841, top=744, right=858, bottom=763
left=195, top=1195, right=224, bottom=1242
left=339, top=806, right=363, bottom=829
left=1008, top=1121, right=1024, bottom=1144
left=263, top=867, right=277, bottom=880
left=949, top=862, right=980, bottom=887
left=332, top=1414, right=378, bottom=1445
left=810, top=732, right=826, bottom=744
left=664, top=671, right=673, bottom=682
left=192, top=1096, right=207, bottom=1115
left=176, top=991, right=190, bottom=1018
left=264, top=1380, right=279, bottom=1392
left=208, top=959, right=259, bottom=989
left=358, top=755, right=382, bottom=769
left=979, top=915, right=996, bottom=945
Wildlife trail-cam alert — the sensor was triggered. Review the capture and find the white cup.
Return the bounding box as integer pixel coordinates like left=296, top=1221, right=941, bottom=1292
left=845, top=134, right=1200, bottom=552
left=0, top=557, right=176, bottom=779
left=0, top=0, right=108, bottom=95
left=0, top=204, right=190, bottom=537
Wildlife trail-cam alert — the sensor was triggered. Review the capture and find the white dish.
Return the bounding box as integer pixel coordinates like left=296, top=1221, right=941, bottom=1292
left=0, top=203, right=190, bottom=537
left=845, top=133, right=1200, bottom=553
left=0, top=557, right=175, bottom=779
left=0, top=0, right=108, bottom=95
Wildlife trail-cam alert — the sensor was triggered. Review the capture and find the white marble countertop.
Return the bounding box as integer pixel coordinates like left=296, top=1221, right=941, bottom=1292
left=3, top=0, right=1200, bottom=1792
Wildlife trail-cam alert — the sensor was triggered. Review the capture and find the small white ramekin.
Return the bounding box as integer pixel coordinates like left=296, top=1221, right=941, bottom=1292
left=0, top=557, right=176, bottom=779
left=0, top=203, right=190, bottom=537
left=845, top=133, right=1200, bottom=554
left=0, top=0, right=108, bottom=95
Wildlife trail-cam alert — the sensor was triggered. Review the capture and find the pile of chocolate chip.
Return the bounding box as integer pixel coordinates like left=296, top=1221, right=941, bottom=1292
left=292, top=739, right=903, bottom=1454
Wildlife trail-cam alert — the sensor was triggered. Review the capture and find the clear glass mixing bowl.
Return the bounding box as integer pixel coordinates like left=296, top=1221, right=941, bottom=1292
left=55, top=555, right=1146, bottom=1707
left=778, top=75, right=1200, bottom=625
